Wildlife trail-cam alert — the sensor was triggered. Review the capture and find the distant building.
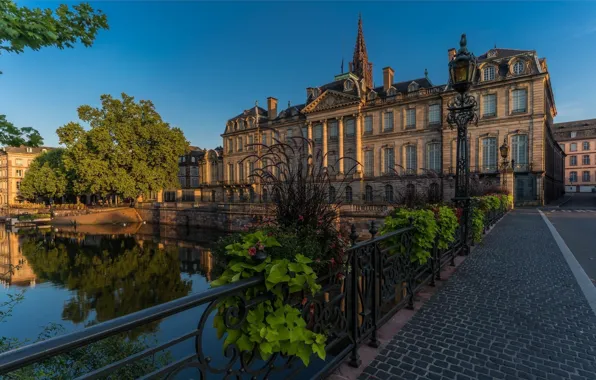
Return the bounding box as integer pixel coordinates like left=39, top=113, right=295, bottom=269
left=0, top=146, right=52, bottom=207
left=220, top=16, right=564, bottom=206
left=554, top=119, right=596, bottom=192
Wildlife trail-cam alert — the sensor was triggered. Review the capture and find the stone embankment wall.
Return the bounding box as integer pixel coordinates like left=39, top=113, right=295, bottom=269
left=52, top=207, right=142, bottom=225
left=135, top=202, right=392, bottom=238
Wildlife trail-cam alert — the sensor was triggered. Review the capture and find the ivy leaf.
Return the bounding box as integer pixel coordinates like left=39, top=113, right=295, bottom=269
left=312, top=342, right=326, bottom=360
left=296, top=343, right=311, bottom=366
left=265, top=313, right=285, bottom=327
left=224, top=329, right=242, bottom=349
left=236, top=334, right=253, bottom=352
left=264, top=328, right=279, bottom=342
left=260, top=341, right=273, bottom=356
left=295, top=254, right=313, bottom=264
left=213, top=315, right=226, bottom=339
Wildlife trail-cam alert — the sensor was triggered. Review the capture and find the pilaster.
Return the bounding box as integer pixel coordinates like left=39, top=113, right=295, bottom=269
left=338, top=117, right=345, bottom=173
left=323, top=120, right=328, bottom=167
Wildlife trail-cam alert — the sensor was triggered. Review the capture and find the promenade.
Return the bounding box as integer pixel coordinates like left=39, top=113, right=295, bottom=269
left=358, top=209, right=596, bottom=380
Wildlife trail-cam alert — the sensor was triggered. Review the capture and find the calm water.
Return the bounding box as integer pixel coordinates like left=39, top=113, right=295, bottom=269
left=0, top=224, right=324, bottom=378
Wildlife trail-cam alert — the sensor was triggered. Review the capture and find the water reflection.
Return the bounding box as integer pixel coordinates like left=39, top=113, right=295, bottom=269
left=0, top=224, right=225, bottom=338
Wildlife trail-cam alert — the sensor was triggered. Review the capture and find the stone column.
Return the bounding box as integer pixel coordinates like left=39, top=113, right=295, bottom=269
left=375, top=147, right=381, bottom=177
left=356, top=114, right=363, bottom=173
left=157, top=190, right=163, bottom=203
left=307, top=123, right=313, bottom=155
left=338, top=117, right=345, bottom=174
left=205, top=163, right=211, bottom=185
left=322, top=120, right=328, bottom=167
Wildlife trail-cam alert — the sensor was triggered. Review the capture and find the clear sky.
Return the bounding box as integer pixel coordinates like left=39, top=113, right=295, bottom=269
left=2, top=1, right=596, bottom=149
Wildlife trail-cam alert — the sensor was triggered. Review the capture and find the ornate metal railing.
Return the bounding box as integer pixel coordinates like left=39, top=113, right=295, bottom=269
left=0, top=222, right=465, bottom=379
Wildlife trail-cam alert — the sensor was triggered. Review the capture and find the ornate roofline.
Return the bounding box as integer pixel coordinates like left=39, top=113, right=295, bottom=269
left=301, top=90, right=361, bottom=114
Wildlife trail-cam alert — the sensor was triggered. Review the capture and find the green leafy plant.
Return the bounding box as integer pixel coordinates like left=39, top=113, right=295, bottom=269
left=471, top=206, right=485, bottom=243
left=211, top=231, right=326, bottom=366
left=434, top=206, right=458, bottom=249
left=380, top=208, right=438, bottom=264
left=17, top=213, right=51, bottom=221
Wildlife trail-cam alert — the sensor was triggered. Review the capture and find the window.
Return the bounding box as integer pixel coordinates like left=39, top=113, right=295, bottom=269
left=164, top=191, right=176, bottom=202
left=211, top=162, right=218, bottom=182
left=570, top=171, right=577, bottom=182
left=365, top=150, right=374, bottom=177
left=238, top=162, right=244, bottom=181
left=511, top=135, right=528, bottom=165
left=570, top=143, right=577, bottom=152
left=428, top=183, right=441, bottom=203
left=406, top=145, right=417, bottom=174
left=512, top=89, right=527, bottom=113
left=329, top=121, right=338, bottom=139
left=346, top=119, right=355, bottom=136
left=583, top=141, right=590, bottom=151
left=190, top=167, right=199, bottom=176
left=329, top=186, right=336, bottom=203
left=483, top=66, right=496, bottom=81
left=406, top=109, right=416, bottom=129
left=570, top=156, right=577, bottom=166
left=262, top=133, right=268, bottom=145
left=182, top=190, right=195, bottom=202
left=364, top=116, right=373, bottom=133
left=345, top=186, right=353, bottom=203
left=384, top=148, right=395, bottom=174
left=583, top=155, right=590, bottom=165
left=571, top=132, right=577, bottom=138
left=287, top=128, right=293, bottom=139
left=385, top=185, right=394, bottom=202
left=513, top=61, right=524, bottom=75
left=237, top=137, right=243, bottom=152
left=16, top=181, right=21, bottom=190
left=248, top=134, right=254, bottom=150
left=483, top=94, right=496, bottom=117
left=482, top=137, right=497, bottom=171
left=383, top=112, right=394, bottom=131
left=262, top=188, right=268, bottom=203
left=178, top=177, right=186, bottom=187
left=428, top=104, right=441, bottom=125
left=15, top=169, right=23, bottom=177
left=249, top=161, right=255, bottom=179
left=365, top=185, right=373, bottom=202
left=583, top=171, right=591, bottom=182
left=228, top=163, right=234, bottom=182
left=427, top=143, right=441, bottom=172
left=26, top=147, right=32, bottom=153
left=560, top=143, right=565, bottom=151
left=191, top=156, right=196, bottom=163
left=191, top=177, right=199, bottom=188
left=211, top=190, right=216, bottom=202
left=314, top=124, right=323, bottom=142
left=227, top=138, right=233, bottom=153
left=228, top=190, right=235, bottom=202
left=302, top=127, right=308, bottom=138
left=178, top=167, right=186, bottom=176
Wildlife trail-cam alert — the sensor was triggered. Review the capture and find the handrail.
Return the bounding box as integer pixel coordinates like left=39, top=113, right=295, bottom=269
left=0, top=276, right=264, bottom=375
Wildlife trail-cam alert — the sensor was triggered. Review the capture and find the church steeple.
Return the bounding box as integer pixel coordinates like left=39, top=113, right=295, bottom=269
left=349, top=14, right=373, bottom=89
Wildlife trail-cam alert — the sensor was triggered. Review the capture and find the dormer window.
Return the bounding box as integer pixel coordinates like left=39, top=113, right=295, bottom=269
left=387, top=87, right=397, bottom=96
left=408, top=82, right=420, bottom=92
left=367, top=91, right=377, bottom=100
left=483, top=66, right=496, bottom=81
left=344, top=80, right=353, bottom=91
left=238, top=120, right=244, bottom=130
left=513, top=61, right=524, bottom=75
left=26, top=147, right=32, bottom=153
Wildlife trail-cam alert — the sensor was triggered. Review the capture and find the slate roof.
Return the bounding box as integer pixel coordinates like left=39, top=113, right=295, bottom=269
left=372, top=77, right=434, bottom=95
left=554, top=118, right=596, bottom=130
left=477, top=48, right=534, bottom=62
left=1, top=146, right=53, bottom=154
left=228, top=106, right=268, bottom=122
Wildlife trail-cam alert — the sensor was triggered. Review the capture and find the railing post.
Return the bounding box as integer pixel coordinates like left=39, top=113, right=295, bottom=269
left=368, top=221, right=380, bottom=348
left=406, top=218, right=415, bottom=310
left=348, top=224, right=361, bottom=368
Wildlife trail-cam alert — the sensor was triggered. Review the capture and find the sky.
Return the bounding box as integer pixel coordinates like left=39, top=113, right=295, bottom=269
left=2, top=1, right=596, bottom=149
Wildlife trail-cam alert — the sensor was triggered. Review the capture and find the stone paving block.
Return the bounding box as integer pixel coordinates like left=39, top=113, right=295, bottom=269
left=358, top=210, right=596, bottom=380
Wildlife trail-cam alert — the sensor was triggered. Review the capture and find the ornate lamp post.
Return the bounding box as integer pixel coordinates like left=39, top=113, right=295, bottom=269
left=447, top=34, right=478, bottom=256
left=500, top=136, right=510, bottom=190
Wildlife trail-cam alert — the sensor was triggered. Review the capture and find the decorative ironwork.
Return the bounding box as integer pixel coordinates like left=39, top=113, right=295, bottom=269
left=0, top=214, right=508, bottom=379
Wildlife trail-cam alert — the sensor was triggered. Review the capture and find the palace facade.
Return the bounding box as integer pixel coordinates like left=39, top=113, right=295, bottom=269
left=554, top=118, right=596, bottom=192
left=220, top=17, right=564, bottom=206
left=0, top=146, right=52, bottom=207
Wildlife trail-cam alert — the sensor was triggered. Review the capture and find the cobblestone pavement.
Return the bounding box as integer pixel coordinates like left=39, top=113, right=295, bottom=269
left=358, top=209, right=596, bottom=380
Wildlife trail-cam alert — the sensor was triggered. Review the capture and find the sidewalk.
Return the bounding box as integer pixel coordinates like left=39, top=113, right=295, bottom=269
left=357, top=209, right=596, bottom=380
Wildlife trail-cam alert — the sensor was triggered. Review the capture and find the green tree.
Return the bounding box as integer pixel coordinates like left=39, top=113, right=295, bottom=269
left=19, top=149, right=69, bottom=202
left=57, top=93, right=189, bottom=200
left=0, top=0, right=109, bottom=147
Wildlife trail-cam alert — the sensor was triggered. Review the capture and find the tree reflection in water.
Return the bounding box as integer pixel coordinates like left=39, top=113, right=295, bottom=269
left=20, top=230, right=193, bottom=331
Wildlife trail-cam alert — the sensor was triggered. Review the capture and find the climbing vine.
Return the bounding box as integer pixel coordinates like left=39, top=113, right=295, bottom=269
left=380, top=208, right=438, bottom=264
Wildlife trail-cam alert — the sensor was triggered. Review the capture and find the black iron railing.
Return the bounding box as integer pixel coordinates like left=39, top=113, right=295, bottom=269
left=0, top=219, right=485, bottom=379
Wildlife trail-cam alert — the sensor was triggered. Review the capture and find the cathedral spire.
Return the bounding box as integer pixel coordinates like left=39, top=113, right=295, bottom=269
left=350, top=14, right=373, bottom=88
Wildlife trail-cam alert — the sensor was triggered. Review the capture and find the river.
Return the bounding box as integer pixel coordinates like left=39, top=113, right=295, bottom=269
left=0, top=224, right=326, bottom=379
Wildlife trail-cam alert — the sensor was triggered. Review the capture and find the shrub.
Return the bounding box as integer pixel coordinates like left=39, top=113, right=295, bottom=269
left=471, top=206, right=484, bottom=243
left=380, top=208, right=438, bottom=264
left=434, top=206, right=458, bottom=250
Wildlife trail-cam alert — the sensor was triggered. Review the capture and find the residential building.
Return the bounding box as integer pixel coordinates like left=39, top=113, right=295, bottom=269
left=0, top=146, right=52, bottom=207
left=554, top=118, right=596, bottom=192
left=219, top=16, right=564, bottom=206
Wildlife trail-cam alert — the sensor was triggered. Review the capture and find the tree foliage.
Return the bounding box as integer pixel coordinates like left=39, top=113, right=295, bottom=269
left=0, top=0, right=109, bottom=147
left=56, top=93, right=189, bottom=199
left=19, top=148, right=70, bottom=201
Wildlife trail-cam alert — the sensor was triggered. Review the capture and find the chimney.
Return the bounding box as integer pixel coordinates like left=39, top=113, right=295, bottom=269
left=267, top=97, right=278, bottom=120
left=448, top=48, right=457, bottom=62
left=383, top=67, right=395, bottom=92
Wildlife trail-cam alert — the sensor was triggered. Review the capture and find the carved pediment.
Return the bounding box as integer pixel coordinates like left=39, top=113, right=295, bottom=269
left=302, top=90, right=360, bottom=114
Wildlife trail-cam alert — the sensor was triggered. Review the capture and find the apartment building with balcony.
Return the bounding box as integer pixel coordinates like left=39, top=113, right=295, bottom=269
left=554, top=118, right=596, bottom=192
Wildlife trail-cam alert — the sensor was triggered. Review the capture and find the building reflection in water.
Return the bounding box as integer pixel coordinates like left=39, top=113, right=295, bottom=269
left=0, top=228, right=37, bottom=288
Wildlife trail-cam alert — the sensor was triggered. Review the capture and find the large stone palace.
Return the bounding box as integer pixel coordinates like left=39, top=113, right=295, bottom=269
left=216, top=17, right=564, bottom=206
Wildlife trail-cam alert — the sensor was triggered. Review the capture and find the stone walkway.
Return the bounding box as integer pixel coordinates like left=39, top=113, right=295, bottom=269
left=357, top=209, right=596, bottom=380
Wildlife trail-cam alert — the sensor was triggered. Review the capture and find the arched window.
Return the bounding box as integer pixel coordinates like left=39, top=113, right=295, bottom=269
left=249, top=187, right=255, bottom=203
left=483, top=66, right=496, bottom=81
left=329, top=186, right=336, bottom=203
left=262, top=188, right=268, bottom=203
left=385, top=184, right=394, bottom=203
left=239, top=188, right=245, bottom=202
left=513, top=61, right=524, bottom=75
left=345, top=186, right=353, bottom=203
left=405, top=184, right=416, bottom=206
left=365, top=185, right=373, bottom=203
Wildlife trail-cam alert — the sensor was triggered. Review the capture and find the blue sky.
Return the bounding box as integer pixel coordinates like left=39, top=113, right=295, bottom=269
left=2, top=1, right=596, bottom=149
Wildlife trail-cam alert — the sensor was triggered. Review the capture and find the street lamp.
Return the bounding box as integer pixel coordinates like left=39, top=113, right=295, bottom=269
left=500, top=136, right=510, bottom=190
left=447, top=33, right=478, bottom=256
